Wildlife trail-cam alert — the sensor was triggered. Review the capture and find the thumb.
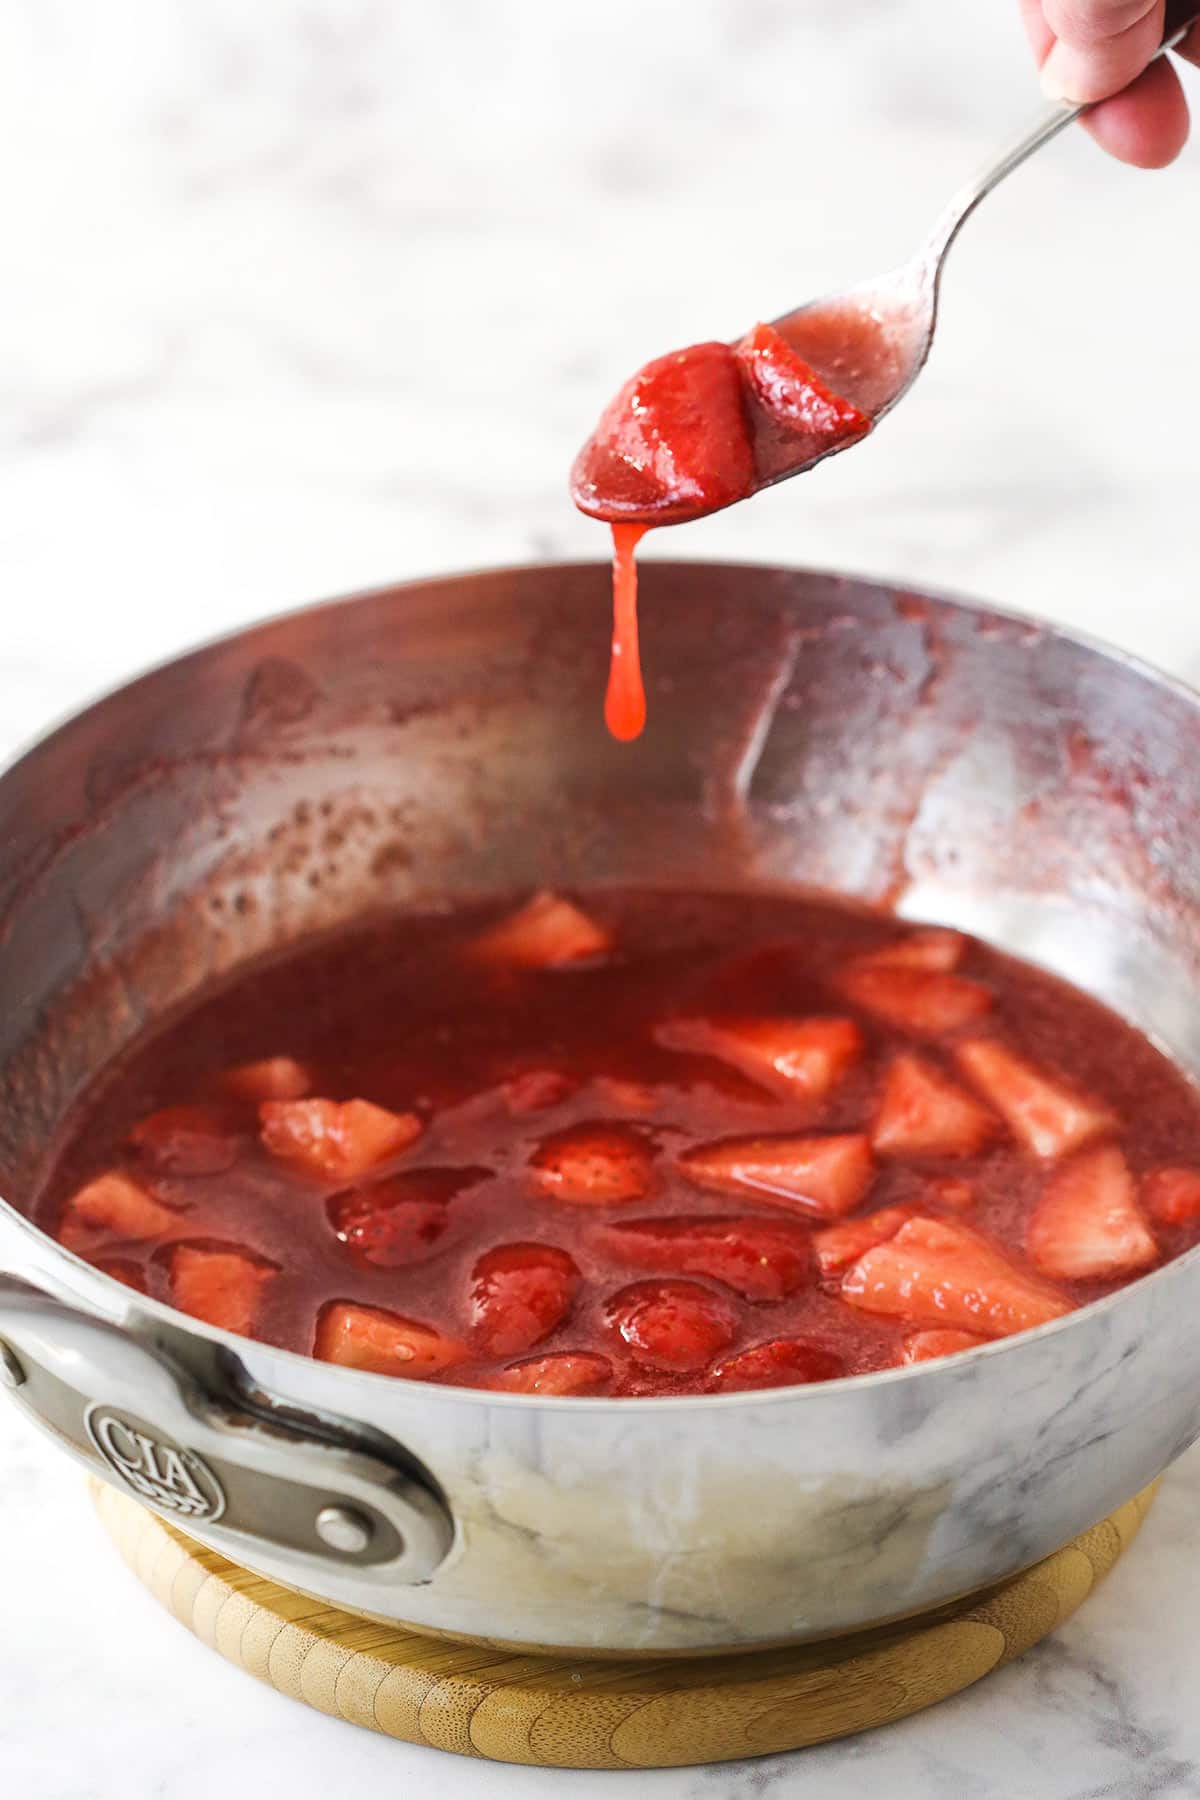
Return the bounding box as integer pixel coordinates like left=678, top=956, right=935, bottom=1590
left=1040, top=0, right=1165, bottom=100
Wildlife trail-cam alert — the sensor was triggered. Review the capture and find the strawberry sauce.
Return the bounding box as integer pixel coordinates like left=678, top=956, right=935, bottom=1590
left=41, top=891, right=1200, bottom=1397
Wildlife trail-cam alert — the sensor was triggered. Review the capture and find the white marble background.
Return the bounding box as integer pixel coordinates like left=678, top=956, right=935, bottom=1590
left=2, top=1, right=1200, bottom=1794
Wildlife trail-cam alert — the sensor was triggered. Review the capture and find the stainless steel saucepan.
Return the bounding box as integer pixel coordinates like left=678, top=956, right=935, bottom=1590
left=1, top=560, right=1198, bottom=1656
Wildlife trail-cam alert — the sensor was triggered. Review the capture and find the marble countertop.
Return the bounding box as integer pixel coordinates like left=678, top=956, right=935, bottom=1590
left=3, top=1, right=1200, bottom=1794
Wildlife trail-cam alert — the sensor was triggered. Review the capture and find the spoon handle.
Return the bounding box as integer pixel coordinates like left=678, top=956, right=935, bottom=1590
left=925, top=4, right=1200, bottom=268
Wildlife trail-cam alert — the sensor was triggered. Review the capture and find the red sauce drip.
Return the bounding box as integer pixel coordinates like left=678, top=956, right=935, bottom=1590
left=604, top=523, right=648, bottom=742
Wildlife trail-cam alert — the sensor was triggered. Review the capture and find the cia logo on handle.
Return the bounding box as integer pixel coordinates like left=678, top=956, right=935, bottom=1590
left=85, top=1405, right=226, bottom=1522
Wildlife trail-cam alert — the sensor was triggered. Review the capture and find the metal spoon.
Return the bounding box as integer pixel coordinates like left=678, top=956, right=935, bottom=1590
left=775, top=4, right=1200, bottom=441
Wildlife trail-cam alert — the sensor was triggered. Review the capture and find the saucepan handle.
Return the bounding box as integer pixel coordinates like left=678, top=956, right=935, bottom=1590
left=0, top=1272, right=454, bottom=1585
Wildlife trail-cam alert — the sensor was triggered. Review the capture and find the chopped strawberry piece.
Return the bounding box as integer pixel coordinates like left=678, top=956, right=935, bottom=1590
left=873, top=1054, right=997, bottom=1157
left=224, top=1056, right=312, bottom=1102
left=656, top=1015, right=862, bottom=1101
left=314, top=1302, right=467, bottom=1378
left=95, top=1257, right=148, bottom=1294
left=530, top=1123, right=653, bottom=1204
left=1143, top=1166, right=1200, bottom=1226
left=260, top=1097, right=421, bottom=1181
left=168, top=1245, right=276, bottom=1337
left=842, top=1216, right=1071, bottom=1338
left=812, top=1205, right=917, bottom=1277
left=602, top=1214, right=811, bottom=1301
left=128, top=1104, right=242, bottom=1176
left=59, top=1171, right=176, bottom=1249
left=678, top=1132, right=873, bottom=1218
left=469, top=892, right=612, bottom=969
left=901, top=1329, right=986, bottom=1365
left=502, top=1069, right=580, bottom=1113
left=606, top=1279, right=738, bottom=1373
left=336, top=1200, right=448, bottom=1265
left=489, top=1353, right=613, bottom=1396
left=841, top=966, right=993, bottom=1036
left=850, top=928, right=966, bottom=973
left=571, top=341, right=755, bottom=526
left=734, top=322, right=871, bottom=482
left=956, top=1040, right=1116, bottom=1160
left=928, top=1177, right=975, bottom=1212
left=1027, top=1146, right=1158, bottom=1281
left=329, top=1170, right=480, bottom=1267
left=470, top=1243, right=581, bottom=1355
left=708, top=1337, right=845, bottom=1392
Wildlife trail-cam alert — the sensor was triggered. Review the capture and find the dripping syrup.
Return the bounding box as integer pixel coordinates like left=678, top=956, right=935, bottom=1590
left=604, top=523, right=648, bottom=742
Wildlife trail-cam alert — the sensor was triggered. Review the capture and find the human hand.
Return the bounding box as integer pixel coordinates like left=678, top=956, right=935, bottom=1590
left=1020, top=1, right=1200, bottom=164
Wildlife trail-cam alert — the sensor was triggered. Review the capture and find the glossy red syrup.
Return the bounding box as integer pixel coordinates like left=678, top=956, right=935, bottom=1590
left=572, top=315, right=876, bottom=739
left=604, top=524, right=648, bottom=742
left=42, top=891, right=1200, bottom=1397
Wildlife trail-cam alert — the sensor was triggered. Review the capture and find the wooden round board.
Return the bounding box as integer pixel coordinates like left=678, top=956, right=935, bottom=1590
left=92, top=1479, right=1157, bottom=1770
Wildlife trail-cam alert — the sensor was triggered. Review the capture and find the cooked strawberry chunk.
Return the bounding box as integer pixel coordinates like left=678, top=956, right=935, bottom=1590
left=708, top=1337, right=845, bottom=1392
left=841, top=966, right=993, bottom=1036
left=605, top=1279, right=738, bottom=1372
left=850, top=928, right=967, bottom=973
left=128, top=1104, right=241, bottom=1176
left=315, top=1302, right=467, bottom=1378
left=678, top=1132, right=873, bottom=1218
left=956, top=1040, right=1116, bottom=1160
left=168, top=1245, right=276, bottom=1337
left=59, top=1171, right=176, bottom=1249
left=329, top=1171, right=476, bottom=1267
left=842, top=1216, right=1071, bottom=1338
left=502, top=1069, right=580, bottom=1113
left=734, top=322, right=871, bottom=482
left=812, top=1205, right=917, bottom=1277
left=470, top=1243, right=581, bottom=1356
left=657, top=1015, right=862, bottom=1102
left=260, top=1098, right=421, bottom=1181
left=1143, top=1166, right=1200, bottom=1226
left=224, top=1056, right=312, bottom=1102
left=571, top=341, right=755, bottom=526
left=901, top=1329, right=986, bottom=1365
left=336, top=1201, right=448, bottom=1265
left=469, top=892, right=612, bottom=969
left=489, top=1353, right=613, bottom=1396
left=873, top=1054, right=997, bottom=1157
left=530, top=1123, right=653, bottom=1204
left=1028, top=1146, right=1158, bottom=1281
left=601, top=1214, right=811, bottom=1301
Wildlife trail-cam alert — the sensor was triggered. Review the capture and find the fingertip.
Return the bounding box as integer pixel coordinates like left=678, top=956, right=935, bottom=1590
left=1039, top=3, right=1166, bottom=103
left=1082, top=57, right=1191, bottom=166
left=1018, top=0, right=1055, bottom=62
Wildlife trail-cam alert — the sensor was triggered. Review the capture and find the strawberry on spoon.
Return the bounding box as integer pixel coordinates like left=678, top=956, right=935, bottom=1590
left=571, top=325, right=868, bottom=744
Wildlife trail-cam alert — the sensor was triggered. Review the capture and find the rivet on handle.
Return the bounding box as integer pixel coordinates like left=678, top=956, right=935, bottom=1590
left=315, top=1504, right=376, bottom=1556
